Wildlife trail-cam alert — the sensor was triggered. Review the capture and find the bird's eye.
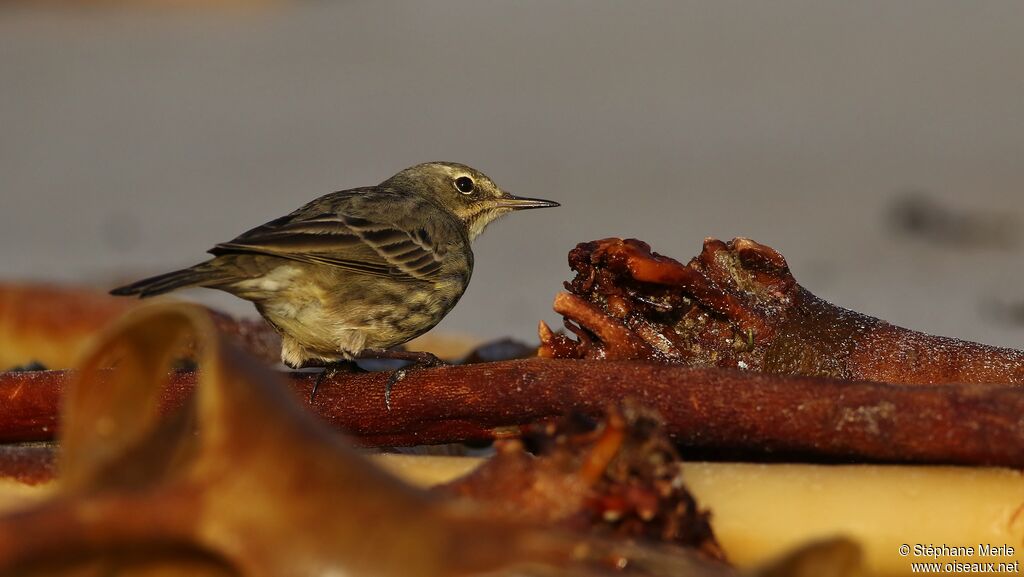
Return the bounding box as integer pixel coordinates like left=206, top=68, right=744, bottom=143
left=454, top=176, right=475, bottom=194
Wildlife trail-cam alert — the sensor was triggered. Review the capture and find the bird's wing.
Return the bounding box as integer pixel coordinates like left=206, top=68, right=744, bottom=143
left=209, top=191, right=455, bottom=282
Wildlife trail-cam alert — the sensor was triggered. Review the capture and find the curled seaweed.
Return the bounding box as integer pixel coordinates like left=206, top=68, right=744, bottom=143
left=0, top=304, right=738, bottom=577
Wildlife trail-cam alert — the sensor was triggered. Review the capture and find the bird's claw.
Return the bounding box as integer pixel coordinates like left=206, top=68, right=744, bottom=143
left=380, top=354, right=446, bottom=410
left=309, top=362, right=360, bottom=402
left=384, top=369, right=408, bottom=411
left=310, top=367, right=336, bottom=402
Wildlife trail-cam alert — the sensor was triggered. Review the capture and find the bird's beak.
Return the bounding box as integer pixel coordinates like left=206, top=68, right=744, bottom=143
left=493, top=193, right=561, bottom=210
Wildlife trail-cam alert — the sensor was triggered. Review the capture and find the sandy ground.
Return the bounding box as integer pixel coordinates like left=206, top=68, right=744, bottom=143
left=2, top=2, right=1023, bottom=348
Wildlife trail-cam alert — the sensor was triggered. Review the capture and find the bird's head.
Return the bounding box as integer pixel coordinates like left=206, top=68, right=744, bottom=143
left=380, top=162, right=559, bottom=240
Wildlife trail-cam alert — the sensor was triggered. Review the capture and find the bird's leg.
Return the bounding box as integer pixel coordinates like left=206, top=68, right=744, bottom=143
left=306, top=360, right=361, bottom=402
left=354, top=349, right=447, bottom=410
left=355, top=349, right=446, bottom=366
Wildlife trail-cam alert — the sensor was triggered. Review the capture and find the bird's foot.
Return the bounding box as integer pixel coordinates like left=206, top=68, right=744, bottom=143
left=356, top=349, right=447, bottom=410
left=308, top=360, right=361, bottom=402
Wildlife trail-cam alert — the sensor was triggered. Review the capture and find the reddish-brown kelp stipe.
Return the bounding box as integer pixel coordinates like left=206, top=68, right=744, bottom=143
left=0, top=444, right=55, bottom=486
left=539, top=237, right=1024, bottom=385
left=4, top=361, right=1024, bottom=467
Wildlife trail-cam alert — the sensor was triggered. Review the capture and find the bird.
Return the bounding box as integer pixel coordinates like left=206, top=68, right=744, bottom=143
left=112, top=162, right=559, bottom=397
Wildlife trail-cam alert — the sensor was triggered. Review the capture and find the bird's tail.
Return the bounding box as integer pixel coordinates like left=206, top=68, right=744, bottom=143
left=110, top=262, right=228, bottom=298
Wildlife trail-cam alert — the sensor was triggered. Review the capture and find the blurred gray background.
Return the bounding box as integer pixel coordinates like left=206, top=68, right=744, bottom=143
left=2, top=1, right=1023, bottom=347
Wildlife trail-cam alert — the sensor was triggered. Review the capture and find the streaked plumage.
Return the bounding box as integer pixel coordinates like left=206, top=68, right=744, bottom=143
left=112, top=162, right=558, bottom=368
